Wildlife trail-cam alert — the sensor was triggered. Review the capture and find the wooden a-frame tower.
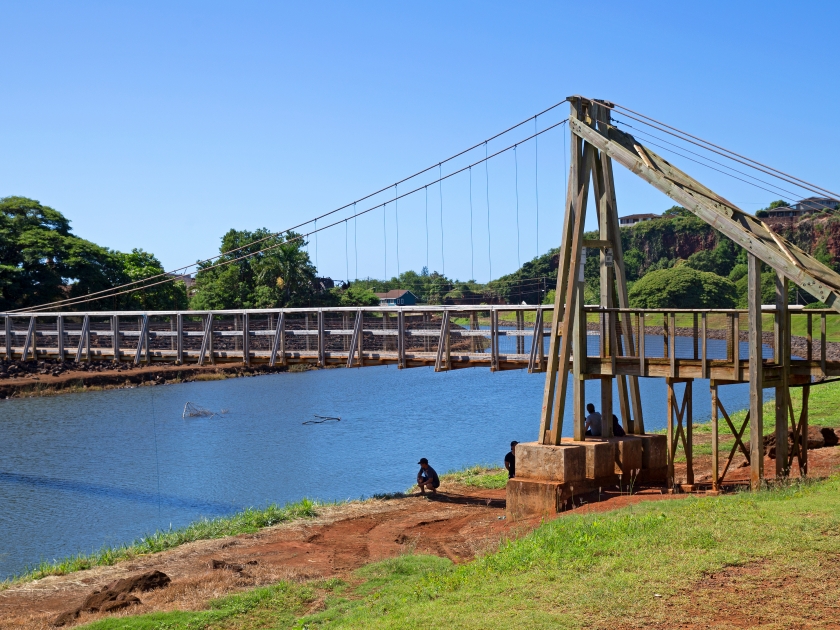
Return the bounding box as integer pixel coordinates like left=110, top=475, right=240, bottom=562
left=537, top=96, right=840, bottom=491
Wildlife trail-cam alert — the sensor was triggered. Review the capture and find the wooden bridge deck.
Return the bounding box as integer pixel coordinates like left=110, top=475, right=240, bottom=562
left=3, top=305, right=838, bottom=384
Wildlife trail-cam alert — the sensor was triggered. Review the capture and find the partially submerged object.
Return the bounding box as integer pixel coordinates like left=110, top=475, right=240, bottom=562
left=302, top=414, right=341, bottom=425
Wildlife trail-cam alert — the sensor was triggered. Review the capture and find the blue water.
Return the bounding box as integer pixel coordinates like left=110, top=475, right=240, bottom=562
left=0, top=334, right=771, bottom=578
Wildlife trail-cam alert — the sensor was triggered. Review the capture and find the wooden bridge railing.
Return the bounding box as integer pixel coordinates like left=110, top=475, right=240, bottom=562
left=1, top=306, right=837, bottom=379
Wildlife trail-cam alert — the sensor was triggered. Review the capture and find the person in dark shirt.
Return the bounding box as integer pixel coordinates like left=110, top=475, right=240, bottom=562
left=504, top=441, right=518, bottom=478
left=416, top=458, right=440, bottom=495
left=612, top=414, right=626, bottom=437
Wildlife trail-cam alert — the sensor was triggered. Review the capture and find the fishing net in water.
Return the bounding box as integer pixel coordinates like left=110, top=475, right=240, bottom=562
left=182, top=402, right=217, bottom=418
left=302, top=414, right=341, bottom=425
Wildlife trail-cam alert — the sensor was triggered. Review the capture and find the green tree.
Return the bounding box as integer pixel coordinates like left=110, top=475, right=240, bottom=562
left=628, top=265, right=737, bottom=309
left=113, top=249, right=188, bottom=310
left=0, top=196, right=125, bottom=310
left=329, top=284, right=380, bottom=306
left=190, top=229, right=317, bottom=310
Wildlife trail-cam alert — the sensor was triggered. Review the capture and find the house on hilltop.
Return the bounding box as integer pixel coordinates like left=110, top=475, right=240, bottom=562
left=619, top=213, right=659, bottom=226
left=374, top=289, right=417, bottom=306
left=765, top=197, right=837, bottom=221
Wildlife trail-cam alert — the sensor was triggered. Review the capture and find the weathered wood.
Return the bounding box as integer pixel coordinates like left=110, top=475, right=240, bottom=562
left=57, top=315, right=64, bottom=361
left=113, top=315, right=121, bottom=361
left=701, top=313, right=708, bottom=378
left=176, top=314, right=183, bottom=364
left=197, top=314, right=214, bottom=366
left=540, top=97, right=593, bottom=444
left=801, top=384, right=810, bottom=476
left=638, top=312, right=645, bottom=376
left=733, top=313, right=740, bottom=381
left=4, top=316, right=10, bottom=360
left=21, top=316, right=35, bottom=361
left=775, top=273, right=789, bottom=477
left=398, top=310, right=406, bottom=368
left=317, top=310, right=325, bottom=367
left=434, top=311, right=450, bottom=372
left=75, top=315, right=90, bottom=363
left=527, top=308, right=544, bottom=373
left=711, top=381, right=720, bottom=490
left=582, top=238, right=612, bottom=249
left=573, top=281, right=587, bottom=441
left=820, top=313, right=827, bottom=376
left=669, top=312, right=676, bottom=378
left=667, top=379, right=675, bottom=488
left=685, top=379, right=693, bottom=485
left=243, top=313, right=250, bottom=366
left=134, top=315, right=148, bottom=365
left=748, top=254, right=764, bottom=490
left=569, top=117, right=840, bottom=312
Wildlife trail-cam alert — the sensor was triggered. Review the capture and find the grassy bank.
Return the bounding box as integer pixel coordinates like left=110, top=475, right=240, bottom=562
left=81, top=475, right=840, bottom=629
left=0, top=500, right=318, bottom=589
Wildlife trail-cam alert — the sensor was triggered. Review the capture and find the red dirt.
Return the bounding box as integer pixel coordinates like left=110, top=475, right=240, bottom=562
left=3, top=451, right=839, bottom=629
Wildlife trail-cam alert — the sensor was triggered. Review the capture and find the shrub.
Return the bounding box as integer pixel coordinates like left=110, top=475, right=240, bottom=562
left=628, top=265, right=737, bottom=309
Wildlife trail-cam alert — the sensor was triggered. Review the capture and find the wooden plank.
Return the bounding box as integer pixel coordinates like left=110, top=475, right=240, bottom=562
left=685, top=380, right=693, bottom=485
left=693, top=313, right=698, bottom=360
left=801, top=384, right=810, bottom=476
left=733, top=313, right=740, bottom=381
left=318, top=311, right=325, bottom=367
left=701, top=313, right=708, bottom=378
left=582, top=238, right=612, bottom=249
left=270, top=311, right=284, bottom=367
left=748, top=254, right=764, bottom=490
left=527, top=308, right=543, bottom=372
left=568, top=117, right=840, bottom=312
left=594, top=150, right=614, bottom=438
left=4, top=316, right=10, bottom=360
left=775, top=273, right=789, bottom=477
left=573, top=280, right=587, bottom=441
left=807, top=313, right=812, bottom=361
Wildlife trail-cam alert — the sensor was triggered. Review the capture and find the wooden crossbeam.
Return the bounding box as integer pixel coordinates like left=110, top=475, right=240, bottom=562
left=75, top=315, right=90, bottom=363
left=197, top=313, right=214, bottom=366
left=434, top=311, right=450, bottom=372
left=20, top=316, right=35, bottom=361
left=569, top=116, right=840, bottom=312
left=134, top=315, right=149, bottom=365
left=527, top=308, right=544, bottom=373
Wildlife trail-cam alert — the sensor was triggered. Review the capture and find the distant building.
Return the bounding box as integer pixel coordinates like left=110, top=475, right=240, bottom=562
left=765, top=197, right=837, bottom=221
left=167, top=273, right=195, bottom=288
left=619, top=213, right=659, bottom=226
left=374, top=289, right=418, bottom=306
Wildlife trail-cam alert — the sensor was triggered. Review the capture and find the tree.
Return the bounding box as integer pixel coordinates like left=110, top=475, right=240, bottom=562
left=190, top=229, right=317, bottom=310
left=329, top=284, right=380, bottom=306
left=628, top=265, right=737, bottom=309
left=113, top=249, right=188, bottom=311
left=0, top=196, right=124, bottom=310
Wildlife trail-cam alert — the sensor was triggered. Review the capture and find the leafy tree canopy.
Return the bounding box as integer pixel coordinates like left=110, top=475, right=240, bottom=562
left=628, top=265, right=737, bottom=309
left=190, top=229, right=318, bottom=310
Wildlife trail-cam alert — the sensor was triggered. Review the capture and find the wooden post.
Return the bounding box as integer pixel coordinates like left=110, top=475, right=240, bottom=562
left=243, top=312, right=250, bottom=366
left=820, top=313, right=827, bottom=376
left=669, top=312, right=676, bottom=378
left=317, top=310, right=325, bottom=367
left=113, top=315, right=120, bottom=361
left=748, top=254, right=764, bottom=491
left=801, top=384, right=810, bottom=476
left=573, top=280, right=587, bottom=441
left=733, top=313, right=740, bottom=381
left=4, top=316, right=10, bottom=360
left=701, top=313, right=708, bottom=378
left=539, top=97, right=594, bottom=445
left=176, top=313, right=183, bottom=364
left=398, top=310, right=406, bottom=368
left=638, top=312, right=645, bottom=377
left=57, top=315, right=64, bottom=362
left=774, top=273, right=789, bottom=477
left=711, top=381, right=720, bottom=490
left=685, top=379, right=694, bottom=485
left=666, top=378, right=675, bottom=489
left=693, top=313, right=698, bottom=360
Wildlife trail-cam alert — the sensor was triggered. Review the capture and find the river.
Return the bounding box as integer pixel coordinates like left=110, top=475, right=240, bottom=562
left=0, top=334, right=771, bottom=579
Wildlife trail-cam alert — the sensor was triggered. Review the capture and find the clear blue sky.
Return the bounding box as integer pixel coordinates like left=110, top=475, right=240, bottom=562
left=2, top=1, right=838, bottom=284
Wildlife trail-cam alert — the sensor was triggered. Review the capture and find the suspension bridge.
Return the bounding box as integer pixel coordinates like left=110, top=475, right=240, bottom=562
left=4, top=95, right=840, bottom=515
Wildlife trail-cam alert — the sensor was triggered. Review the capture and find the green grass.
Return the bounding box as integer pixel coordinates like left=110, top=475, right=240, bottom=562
left=440, top=465, right=509, bottom=489
left=79, top=476, right=840, bottom=629
left=1, top=500, right=318, bottom=589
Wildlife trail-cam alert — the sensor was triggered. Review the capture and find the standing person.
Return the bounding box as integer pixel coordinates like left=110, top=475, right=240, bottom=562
left=585, top=403, right=602, bottom=436
left=504, top=441, right=518, bottom=478
left=416, top=458, right=440, bottom=496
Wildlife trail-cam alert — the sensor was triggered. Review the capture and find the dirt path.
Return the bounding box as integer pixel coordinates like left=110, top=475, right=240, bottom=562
left=0, top=482, right=684, bottom=630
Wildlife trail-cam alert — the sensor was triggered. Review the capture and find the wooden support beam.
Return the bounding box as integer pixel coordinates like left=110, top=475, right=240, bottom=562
left=197, top=314, right=214, bottom=366
left=569, top=116, right=840, bottom=312
left=21, top=316, right=34, bottom=361
left=75, top=315, right=90, bottom=363
left=748, top=254, right=764, bottom=491
left=134, top=315, right=148, bottom=365
left=540, top=96, right=594, bottom=444
left=528, top=308, right=544, bottom=373
left=270, top=311, right=285, bottom=367
left=398, top=310, right=406, bottom=368
left=701, top=313, right=708, bottom=378
left=775, top=272, right=790, bottom=477
left=434, top=311, right=450, bottom=372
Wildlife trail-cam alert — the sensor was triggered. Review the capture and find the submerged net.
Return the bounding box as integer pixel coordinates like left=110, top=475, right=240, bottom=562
left=302, top=414, right=341, bottom=425
left=182, top=402, right=217, bottom=418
